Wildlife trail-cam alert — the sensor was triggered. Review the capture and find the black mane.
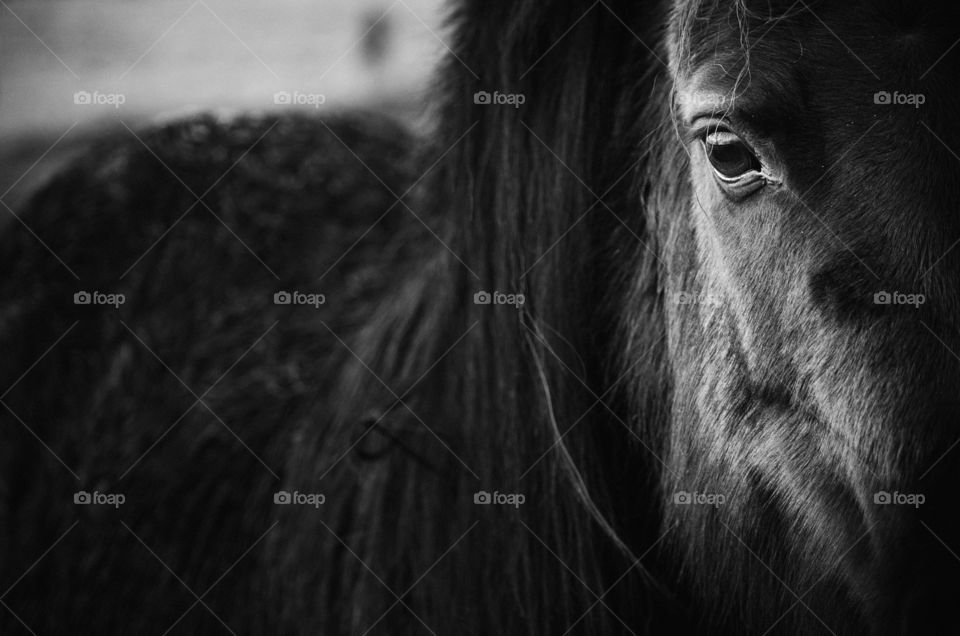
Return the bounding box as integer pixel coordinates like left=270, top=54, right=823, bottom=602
left=281, top=1, right=687, bottom=633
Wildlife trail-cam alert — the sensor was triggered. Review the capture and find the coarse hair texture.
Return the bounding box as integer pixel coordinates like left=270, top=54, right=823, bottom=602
left=273, top=1, right=688, bottom=633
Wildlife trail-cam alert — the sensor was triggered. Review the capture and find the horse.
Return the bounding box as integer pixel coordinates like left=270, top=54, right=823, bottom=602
left=3, top=0, right=960, bottom=633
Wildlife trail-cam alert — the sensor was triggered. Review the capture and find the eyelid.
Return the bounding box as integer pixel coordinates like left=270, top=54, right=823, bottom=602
left=711, top=166, right=762, bottom=184
left=686, top=117, right=761, bottom=149
left=696, top=142, right=783, bottom=194
left=705, top=130, right=741, bottom=145
left=692, top=121, right=783, bottom=185
left=691, top=121, right=761, bottom=156
left=684, top=117, right=731, bottom=144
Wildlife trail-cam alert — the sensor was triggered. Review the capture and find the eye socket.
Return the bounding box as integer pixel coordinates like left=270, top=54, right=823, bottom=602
left=702, top=130, right=762, bottom=181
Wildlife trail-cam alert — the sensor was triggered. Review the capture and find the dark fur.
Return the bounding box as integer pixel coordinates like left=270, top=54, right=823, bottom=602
left=4, top=1, right=960, bottom=634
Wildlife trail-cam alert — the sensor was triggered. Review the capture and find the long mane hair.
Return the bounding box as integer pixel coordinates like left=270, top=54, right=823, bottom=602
left=274, top=1, right=693, bottom=633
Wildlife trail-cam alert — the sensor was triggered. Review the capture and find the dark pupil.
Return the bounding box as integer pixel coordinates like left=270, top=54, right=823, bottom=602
left=707, top=141, right=759, bottom=178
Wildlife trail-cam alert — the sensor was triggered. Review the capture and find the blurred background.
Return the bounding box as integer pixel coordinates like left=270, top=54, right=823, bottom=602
left=0, top=0, right=446, bottom=213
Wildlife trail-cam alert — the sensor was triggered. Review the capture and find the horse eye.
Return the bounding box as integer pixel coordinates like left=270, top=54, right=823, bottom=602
left=702, top=131, right=761, bottom=181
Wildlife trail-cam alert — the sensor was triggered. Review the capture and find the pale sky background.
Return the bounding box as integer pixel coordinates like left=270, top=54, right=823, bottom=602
left=0, top=0, right=447, bottom=208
